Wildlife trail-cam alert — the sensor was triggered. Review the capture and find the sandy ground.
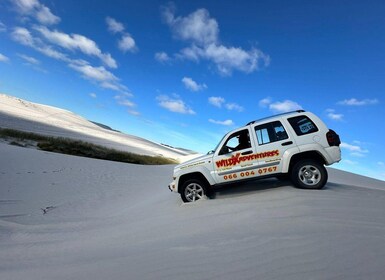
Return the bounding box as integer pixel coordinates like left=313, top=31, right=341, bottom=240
left=1, top=143, right=385, bottom=280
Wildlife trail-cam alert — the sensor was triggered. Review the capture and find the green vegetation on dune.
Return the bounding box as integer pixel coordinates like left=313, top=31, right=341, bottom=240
left=0, top=128, right=177, bottom=165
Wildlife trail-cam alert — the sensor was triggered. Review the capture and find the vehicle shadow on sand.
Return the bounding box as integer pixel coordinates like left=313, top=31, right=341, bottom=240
left=206, top=178, right=351, bottom=200
left=207, top=178, right=292, bottom=200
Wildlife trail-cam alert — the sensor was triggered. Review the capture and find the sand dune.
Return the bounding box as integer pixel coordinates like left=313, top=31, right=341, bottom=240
left=0, top=93, right=192, bottom=160
left=1, top=142, right=385, bottom=280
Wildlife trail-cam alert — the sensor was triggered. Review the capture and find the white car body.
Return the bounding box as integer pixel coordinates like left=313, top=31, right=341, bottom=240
left=169, top=110, right=341, bottom=202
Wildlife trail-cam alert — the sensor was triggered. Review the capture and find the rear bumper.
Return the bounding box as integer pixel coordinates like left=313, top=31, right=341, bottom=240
left=325, top=146, right=342, bottom=165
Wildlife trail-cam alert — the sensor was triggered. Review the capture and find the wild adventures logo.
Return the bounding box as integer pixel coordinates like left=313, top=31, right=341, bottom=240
left=215, top=150, right=279, bottom=168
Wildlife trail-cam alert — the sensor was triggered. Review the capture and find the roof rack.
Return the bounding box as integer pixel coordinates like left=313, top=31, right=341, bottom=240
left=246, top=110, right=305, bottom=126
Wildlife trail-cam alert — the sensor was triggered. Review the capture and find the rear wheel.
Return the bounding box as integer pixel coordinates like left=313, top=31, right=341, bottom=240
left=180, top=179, right=206, bottom=203
left=291, top=160, right=327, bottom=189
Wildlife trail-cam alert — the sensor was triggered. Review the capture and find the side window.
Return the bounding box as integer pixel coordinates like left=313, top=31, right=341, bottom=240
left=255, top=121, right=288, bottom=145
left=288, top=115, right=318, bottom=136
left=219, top=129, right=251, bottom=155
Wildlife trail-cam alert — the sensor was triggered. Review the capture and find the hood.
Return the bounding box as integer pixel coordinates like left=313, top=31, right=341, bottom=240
left=176, top=153, right=212, bottom=170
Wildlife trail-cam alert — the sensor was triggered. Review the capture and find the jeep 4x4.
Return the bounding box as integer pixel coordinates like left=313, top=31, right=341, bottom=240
left=168, top=110, right=341, bottom=202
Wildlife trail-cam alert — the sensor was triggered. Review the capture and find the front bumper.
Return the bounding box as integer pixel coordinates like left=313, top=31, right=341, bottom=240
left=168, top=181, right=177, bottom=192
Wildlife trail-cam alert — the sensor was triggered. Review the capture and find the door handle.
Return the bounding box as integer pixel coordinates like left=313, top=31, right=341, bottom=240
left=241, top=150, right=253, bottom=155
left=281, top=141, right=293, bottom=146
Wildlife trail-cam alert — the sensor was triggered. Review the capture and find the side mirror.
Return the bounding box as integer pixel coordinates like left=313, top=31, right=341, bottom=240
left=207, top=150, right=215, bottom=155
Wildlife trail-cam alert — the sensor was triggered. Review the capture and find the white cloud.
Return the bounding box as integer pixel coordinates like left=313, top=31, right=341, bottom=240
left=0, top=53, right=10, bottom=63
left=12, top=27, right=35, bottom=46
left=208, top=96, right=225, bottom=108
left=13, top=0, right=39, bottom=13
left=18, top=53, right=40, bottom=65
left=341, top=142, right=369, bottom=157
left=13, top=0, right=60, bottom=25
left=178, top=45, right=202, bottom=62
left=99, top=53, right=116, bottom=68
left=35, top=26, right=117, bottom=68
left=225, top=103, right=244, bottom=112
left=116, top=99, right=135, bottom=108
left=343, top=159, right=358, bottom=165
left=68, top=62, right=131, bottom=94
left=11, top=27, right=129, bottom=95
left=326, top=109, right=343, bottom=121
left=350, top=152, right=366, bottom=158
left=269, top=100, right=303, bottom=113
left=203, top=44, right=269, bottom=76
left=118, top=34, right=137, bottom=53
left=338, top=98, right=379, bottom=106
left=89, top=93, right=97, bottom=98
left=208, top=96, right=243, bottom=111
left=12, top=27, right=69, bottom=62
left=106, top=17, right=124, bottom=33
left=182, top=77, right=207, bottom=92
left=0, top=21, right=7, bottom=32
left=120, top=100, right=135, bottom=107
left=162, top=4, right=269, bottom=76
left=114, top=93, right=135, bottom=109
left=163, top=6, right=219, bottom=46
left=177, top=43, right=269, bottom=77
left=157, top=95, right=195, bottom=114
left=259, top=97, right=272, bottom=107
left=106, top=17, right=137, bottom=54
left=69, top=63, right=118, bottom=83
left=209, top=119, right=234, bottom=126
left=99, top=81, right=128, bottom=93
left=115, top=94, right=139, bottom=116
left=155, top=52, right=171, bottom=63
left=35, top=5, right=60, bottom=25
left=38, top=44, right=68, bottom=61
left=128, top=110, right=140, bottom=116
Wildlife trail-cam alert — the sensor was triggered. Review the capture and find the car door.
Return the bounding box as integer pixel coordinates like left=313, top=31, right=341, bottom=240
left=213, top=128, right=259, bottom=184
left=251, top=119, right=295, bottom=176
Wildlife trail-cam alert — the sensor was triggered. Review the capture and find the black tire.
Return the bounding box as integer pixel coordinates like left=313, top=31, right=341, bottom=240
left=290, top=160, right=328, bottom=189
left=180, top=179, right=207, bottom=203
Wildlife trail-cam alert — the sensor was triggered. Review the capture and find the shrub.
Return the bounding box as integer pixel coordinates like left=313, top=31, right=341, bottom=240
left=0, top=128, right=177, bottom=165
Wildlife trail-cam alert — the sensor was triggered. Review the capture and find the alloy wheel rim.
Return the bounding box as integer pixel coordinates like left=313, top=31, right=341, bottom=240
left=298, top=165, right=321, bottom=186
left=185, top=183, right=204, bottom=202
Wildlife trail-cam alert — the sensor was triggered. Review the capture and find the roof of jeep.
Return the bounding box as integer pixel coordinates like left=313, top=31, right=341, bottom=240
left=245, top=110, right=306, bottom=126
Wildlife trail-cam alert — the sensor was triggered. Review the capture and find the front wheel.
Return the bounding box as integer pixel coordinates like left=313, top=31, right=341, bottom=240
left=180, top=179, right=206, bottom=203
left=291, top=160, right=328, bottom=189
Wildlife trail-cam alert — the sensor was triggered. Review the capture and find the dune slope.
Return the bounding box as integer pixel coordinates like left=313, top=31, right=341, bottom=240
left=1, top=143, right=385, bottom=280
left=0, top=93, right=190, bottom=159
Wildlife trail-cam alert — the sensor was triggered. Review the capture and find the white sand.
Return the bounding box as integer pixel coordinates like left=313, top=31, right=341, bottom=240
left=1, top=142, right=385, bottom=280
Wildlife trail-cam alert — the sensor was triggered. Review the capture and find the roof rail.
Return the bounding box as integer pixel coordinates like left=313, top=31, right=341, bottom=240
left=246, top=110, right=305, bottom=126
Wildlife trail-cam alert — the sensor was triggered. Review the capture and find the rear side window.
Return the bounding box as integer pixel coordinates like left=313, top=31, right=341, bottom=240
left=255, top=121, right=288, bottom=145
left=288, top=115, right=318, bottom=136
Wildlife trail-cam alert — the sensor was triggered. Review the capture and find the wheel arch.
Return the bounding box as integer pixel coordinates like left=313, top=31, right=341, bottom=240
left=178, top=172, right=211, bottom=194
left=288, top=151, right=327, bottom=174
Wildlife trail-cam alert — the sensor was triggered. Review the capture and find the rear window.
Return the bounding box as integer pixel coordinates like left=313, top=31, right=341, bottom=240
left=255, top=121, right=288, bottom=145
left=288, top=115, right=318, bottom=136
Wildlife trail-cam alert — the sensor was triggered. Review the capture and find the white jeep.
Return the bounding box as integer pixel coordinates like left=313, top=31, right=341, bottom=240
left=168, top=110, right=341, bottom=202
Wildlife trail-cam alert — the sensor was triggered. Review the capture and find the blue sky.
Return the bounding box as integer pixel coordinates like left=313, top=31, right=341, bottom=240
left=0, top=0, right=384, bottom=180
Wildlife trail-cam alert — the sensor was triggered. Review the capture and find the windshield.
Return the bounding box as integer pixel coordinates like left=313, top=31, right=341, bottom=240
left=209, top=134, right=228, bottom=154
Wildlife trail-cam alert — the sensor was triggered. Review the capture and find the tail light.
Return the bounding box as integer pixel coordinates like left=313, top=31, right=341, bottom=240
left=326, top=129, right=341, bottom=146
